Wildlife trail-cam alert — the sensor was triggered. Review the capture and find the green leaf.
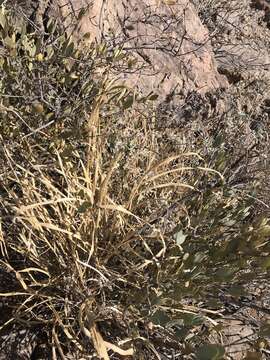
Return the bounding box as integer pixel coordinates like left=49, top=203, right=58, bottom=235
left=213, top=134, right=224, bottom=148
left=174, top=230, right=187, bottom=245
left=0, top=8, right=6, bottom=29
left=168, top=314, right=203, bottom=328
left=227, top=286, right=247, bottom=297
left=46, top=18, right=57, bottom=34
left=77, top=8, right=86, bottom=21
left=78, top=201, right=92, bottom=214
left=174, top=327, right=189, bottom=340
left=150, top=310, right=170, bottom=327
left=148, top=93, right=159, bottom=101
left=196, top=344, right=225, bottom=360
left=214, top=267, right=235, bottom=281
left=46, top=45, right=54, bottom=59
left=4, top=33, right=16, bottom=49
left=122, top=96, right=134, bottom=109
left=65, top=42, right=75, bottom=57
left=182, top=313, right=203, bottom=326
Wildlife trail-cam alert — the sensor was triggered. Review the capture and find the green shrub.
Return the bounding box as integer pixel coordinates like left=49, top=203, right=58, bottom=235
left=0, top=4, right=269, bottom=359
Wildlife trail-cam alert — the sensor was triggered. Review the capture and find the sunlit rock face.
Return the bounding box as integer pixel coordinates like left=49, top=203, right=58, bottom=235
left=17, top=0, right=228, bottom=102
left=59, top=0, right=228, bottom=101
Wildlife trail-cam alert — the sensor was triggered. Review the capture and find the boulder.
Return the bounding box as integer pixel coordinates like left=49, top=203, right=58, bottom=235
left=28, top=0, right=228, bottom=101
left=61, top=0, right=228, bottom=100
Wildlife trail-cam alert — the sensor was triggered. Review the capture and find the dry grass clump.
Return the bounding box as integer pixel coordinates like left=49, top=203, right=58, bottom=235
left=0, top=99, right=223, bottom=358
left=1, top=90, right=224, bottom=357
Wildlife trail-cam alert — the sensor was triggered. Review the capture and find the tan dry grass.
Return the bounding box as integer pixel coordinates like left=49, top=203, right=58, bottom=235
left=0, top=93, right=223, bottom=357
